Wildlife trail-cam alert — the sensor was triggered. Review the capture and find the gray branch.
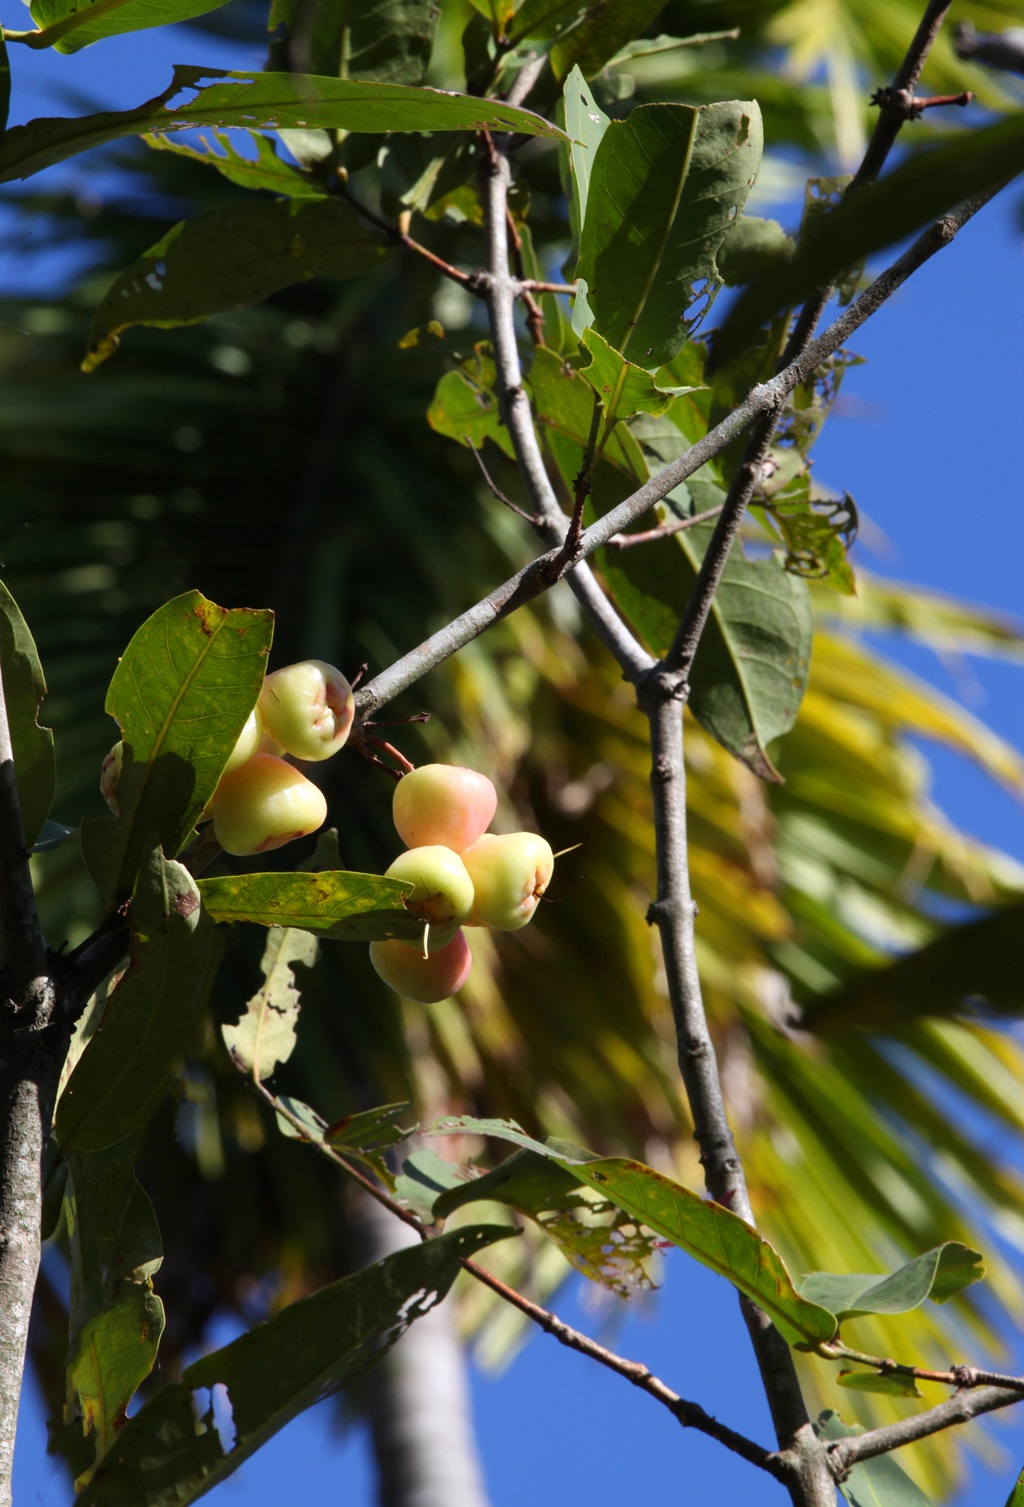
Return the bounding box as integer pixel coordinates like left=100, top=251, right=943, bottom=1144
left=0, top=658, right=67, bottom=1507
left=827, top=1386, right=1023, bottom=1475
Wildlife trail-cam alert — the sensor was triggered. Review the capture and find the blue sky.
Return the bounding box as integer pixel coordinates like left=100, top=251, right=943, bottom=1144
left=5, top=15, right=1024, bottom=1506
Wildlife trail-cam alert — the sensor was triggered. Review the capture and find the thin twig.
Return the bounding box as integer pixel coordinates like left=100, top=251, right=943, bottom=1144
left=465, top=435, right=540, bottom=523
left=822, top=1341, right=1024, bottom=1394
left=460, top=1256, right=786, bottom=1478
left=605, top=504, right=726, bottom=549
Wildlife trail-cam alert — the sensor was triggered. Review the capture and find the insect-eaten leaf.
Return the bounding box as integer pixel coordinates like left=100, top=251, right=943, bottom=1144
left=424, top=1116, right=836, bottom=1345
left=198, top=869, right=421, bottom=942
left=575, top=98, right=762, bottom=371
left=222, top=927, right=318, bottom=1081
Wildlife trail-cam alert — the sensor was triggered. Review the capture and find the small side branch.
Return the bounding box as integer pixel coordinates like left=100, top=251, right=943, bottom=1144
left=827, top=1387, right=1023, bottom=1475
left=461, top=1255, right=786, bottom=1479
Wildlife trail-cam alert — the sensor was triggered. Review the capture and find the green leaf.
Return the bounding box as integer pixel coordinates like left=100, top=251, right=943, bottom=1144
left=717, top=115, right=1024, bottom=363
left=198, top=869, right=423, bottom=942
left=577, top=100, right=762, bottom=370
left=426, top=343, right=515, bottom=458
left=601, top=520, right=813, bottom=780
left=803, top=899, right=1024, bottom=1033
left=84, top=197, right=388, bottom=370
left=0, top=579, right=55, bottom=848
left=221, top=927, right=318, bottom=1081
left=579, top=326, right=701, bottom=425
left=562, top=66, right=608, bottom=307
left=549, top=0, right=673, bottom=82
left=75, top=1225, right=515, bottom=1507
left=817, top=1411, right=932, bottom=1507
left=143, top=129, right=325, bottom=198
left=529, top=345, right=647, bottom=483
left=798, top=1244, right=985, bottom=1318
left=395, top=1147, right=474, bottom=1219
left=65, top=1154, right=165, bottom=1477
left=268, top=0, right=437, bottom=85
left=56, top=848, right=221, bottom=1153
left=81, top=590, right=273, bottom=901
left=718, top=215, right=795, bottom=287
left=425, top=1117, right=835, bottom=1345
left=26, top=0, right=230, bottom=53
left=837, top=1371, right=923, bottom=1398
left=325, top=1102, right=415, bottom=1156
left=0, top=67, right=566, bottom=185
left=274, top=1094, right=326, bottom=1143
left=1004, top=1466, right=1024, bottom=1507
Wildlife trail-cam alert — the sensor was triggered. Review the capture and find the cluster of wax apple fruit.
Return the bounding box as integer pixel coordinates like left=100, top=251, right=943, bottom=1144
left=369, top=764, right=554, bottom=1005
left=100, top=660, right=354, bottom=856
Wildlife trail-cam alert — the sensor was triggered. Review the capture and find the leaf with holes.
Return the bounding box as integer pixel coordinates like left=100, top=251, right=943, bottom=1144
left=0, top=67, right=566, bottom=185
left=222, top=927, right=318, bottom=1081
left=425, top=1117, right=836, bottom=1345
left=143, top=130, right=324, bottom=198
left=81, top=592, right=272, bottom=900
left=576, top=99, right=762, bottom=370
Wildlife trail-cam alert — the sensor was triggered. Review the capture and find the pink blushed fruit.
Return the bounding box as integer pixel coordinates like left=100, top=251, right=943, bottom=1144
left=385, top=845, right=474, bottom=928
left=462, top=832, right=554, bottom=930
left=211, top=752, right=327, bottom=856
left=369, top=930, right=472, bottom=1004
left=392, top=764, right=497, bottom=852
left=258, top=659, right=355, bottom=762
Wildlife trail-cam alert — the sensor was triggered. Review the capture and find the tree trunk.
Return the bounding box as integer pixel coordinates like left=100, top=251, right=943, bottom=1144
left=353, top=1193, right=491, bottom=1507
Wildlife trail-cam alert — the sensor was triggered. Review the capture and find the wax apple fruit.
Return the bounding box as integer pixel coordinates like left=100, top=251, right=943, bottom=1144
left=463, top=833, right=554, bottom=930
left=258, top=660, right=354, bottom=762
left=369, top=930, right=472, bottom=1004
left=385, top=845, right=474, bottom=927
left=222, top=707, right=265, bottom=776
left=211, top=752, right=327, bottom=855
left=392, top=764, right=497, bottom=852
